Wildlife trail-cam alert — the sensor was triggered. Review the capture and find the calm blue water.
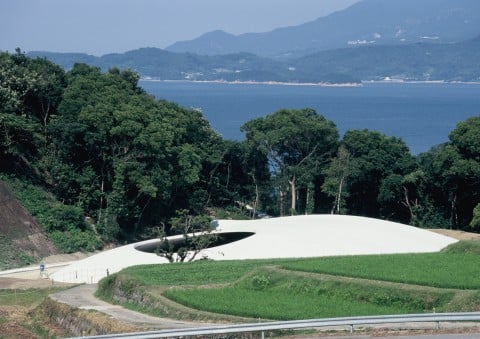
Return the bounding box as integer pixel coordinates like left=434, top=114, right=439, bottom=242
left=139, top=81, right=480, bottom=154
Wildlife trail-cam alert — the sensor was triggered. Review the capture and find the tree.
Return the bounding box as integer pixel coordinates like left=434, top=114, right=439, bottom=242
left=25, top=57, right=66, bottom=147
left=449, top=116, right=480, bottom=160
left=321, top=145, right=352, bottom=214
left=0, top=51, right=40, bottom=170
left=152, top=100, right=225, bottom=216
left=242, top=108, right=338, bottom=215
left=419, top=145, right=464, bottom=228
left=471, top=203, right=480, bottom=229
left=448, top=117, right=480, bottom=227
left=48, top=63, right=226, bottom=240
left=156, top=210, right=216, bottom=262
left=395, top=169, right=430, bottom=226
left=418, top=116, right=480, bottom=229
left=203, top=140, right=271, bottom=218
left=0, top=51, right=66, bottom=176
left=49, top=64, right=175, bottom=236
left=335, top=129, right=416, bottom=220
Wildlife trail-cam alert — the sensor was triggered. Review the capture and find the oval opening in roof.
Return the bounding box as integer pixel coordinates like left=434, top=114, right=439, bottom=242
left=134, top=231, right=255, bottom=254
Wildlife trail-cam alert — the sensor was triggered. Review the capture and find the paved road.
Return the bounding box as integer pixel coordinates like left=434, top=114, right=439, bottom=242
left=49, top=284, right=214, bottom=330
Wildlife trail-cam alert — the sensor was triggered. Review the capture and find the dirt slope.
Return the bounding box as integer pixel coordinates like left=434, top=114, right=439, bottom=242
left=428, top=229, right=480, bottom=241
left=0, top=181, right=58, bottom=269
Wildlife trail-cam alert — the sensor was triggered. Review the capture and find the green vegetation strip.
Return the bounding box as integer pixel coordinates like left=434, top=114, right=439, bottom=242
left=0, top=287, right=66, bottom=307
left=281, top=253, right=480, bottom=289
left=163, top=269, right=453, bottom=320
left=121, top=259, right=288, bottom=286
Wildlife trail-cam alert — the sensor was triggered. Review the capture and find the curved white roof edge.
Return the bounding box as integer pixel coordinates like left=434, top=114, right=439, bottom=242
left=50, top=214, right=457, bottom=284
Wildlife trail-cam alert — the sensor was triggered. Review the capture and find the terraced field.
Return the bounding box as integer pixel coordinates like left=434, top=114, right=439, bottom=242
left=96, top=240, right=480, bottom=321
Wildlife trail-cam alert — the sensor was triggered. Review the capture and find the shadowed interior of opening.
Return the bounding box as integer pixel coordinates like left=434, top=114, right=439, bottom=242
left=134, top=231, right=255, bottom=253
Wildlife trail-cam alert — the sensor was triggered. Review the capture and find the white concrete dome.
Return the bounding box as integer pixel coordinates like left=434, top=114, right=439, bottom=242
left=51, top=215, right=457, bottom=284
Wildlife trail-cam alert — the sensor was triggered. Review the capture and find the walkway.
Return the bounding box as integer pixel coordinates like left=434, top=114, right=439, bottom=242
left=49, top=284, right=215, bottom=330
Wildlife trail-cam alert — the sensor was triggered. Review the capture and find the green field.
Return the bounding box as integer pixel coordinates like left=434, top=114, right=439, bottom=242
left=120, top=259, right=283, bottom=286
left=98, top=243, right=480, bottom=321
left=281, top=253, right=480, bottom=289
left=163, top=268, right=453, bottom=319
left=0, top=287, right=63, bottom=307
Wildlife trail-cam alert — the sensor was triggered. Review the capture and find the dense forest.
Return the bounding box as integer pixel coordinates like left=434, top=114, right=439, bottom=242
left=1, top=50, right=479, bottom=253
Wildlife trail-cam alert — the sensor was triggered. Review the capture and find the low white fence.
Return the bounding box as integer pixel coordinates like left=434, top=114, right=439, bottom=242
left=51, top=266, right=112, bottom=284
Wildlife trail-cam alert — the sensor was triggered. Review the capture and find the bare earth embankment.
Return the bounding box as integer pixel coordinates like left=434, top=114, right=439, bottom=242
left=429, top=229, right=480, bottom=241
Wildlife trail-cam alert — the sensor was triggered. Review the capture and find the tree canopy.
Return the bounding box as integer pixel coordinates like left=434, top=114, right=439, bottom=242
left=242, top=108, right=338, bottom=215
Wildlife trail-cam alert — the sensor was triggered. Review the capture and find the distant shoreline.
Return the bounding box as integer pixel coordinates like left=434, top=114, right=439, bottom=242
left=139, top=78, right=362, bottom=87
left=363, top=80, right=480, bottom=85
left=140, top=78, right=480, bottom=87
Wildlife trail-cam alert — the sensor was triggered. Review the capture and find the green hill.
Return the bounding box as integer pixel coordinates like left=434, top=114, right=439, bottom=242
left=293, top=35, right=480, bottom=82
left=29, top=35, right=480, bottom=83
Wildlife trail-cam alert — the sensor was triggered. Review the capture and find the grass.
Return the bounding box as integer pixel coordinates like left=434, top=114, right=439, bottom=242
left=442, top=239, right=480, bottom=254
left=98, top=245, right=480, bottom=321
left=0, top=236, right=36, bottom=270
left=0, top=286, right=72, bottom=338
left=281, top=253, right=480, bottom=289
left=120, top=259, right=288, bottom=286
left=163, top=269, right=453, bottom=320
left=0, top=285, right=136, bottom=337
left=0, top=287, right=63, bottom=307
left=120, top=250, right=480, bottom=289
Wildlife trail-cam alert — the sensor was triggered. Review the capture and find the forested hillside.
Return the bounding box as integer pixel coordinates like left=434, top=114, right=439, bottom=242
left=28, top=35, right=480, bottom=83
left=1, top=50, right=479, bottom=261
left=28, top=48, right=358, bottom=84
left=292, top=35, right=480, bottom=82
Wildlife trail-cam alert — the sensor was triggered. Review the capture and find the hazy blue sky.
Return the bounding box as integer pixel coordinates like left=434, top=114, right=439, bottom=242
left=1, top=0, right=359, bottom=55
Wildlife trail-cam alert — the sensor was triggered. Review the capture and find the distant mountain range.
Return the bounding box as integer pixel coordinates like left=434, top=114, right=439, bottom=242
left=28, top=35, right=480, bottom=83
left=290, top=35, right=480, bottom=82
left=27, top=0, right=480, bottom=83
left=166, top=0, right=480, bottom=59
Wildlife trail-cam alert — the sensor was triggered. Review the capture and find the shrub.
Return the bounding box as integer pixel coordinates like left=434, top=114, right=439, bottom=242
left=45, top=204, right=86, bottom=232
left=50, top=228, right=101, bottom=253
left=442, top=240, right=480, bottom=254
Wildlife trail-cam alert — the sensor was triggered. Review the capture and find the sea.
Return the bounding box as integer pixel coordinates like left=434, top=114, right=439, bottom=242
left=139, top=81, right=480, bottom=155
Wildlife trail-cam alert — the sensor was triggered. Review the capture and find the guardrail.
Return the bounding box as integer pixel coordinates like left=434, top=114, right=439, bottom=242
left=71, top=312, right=480, bottom=338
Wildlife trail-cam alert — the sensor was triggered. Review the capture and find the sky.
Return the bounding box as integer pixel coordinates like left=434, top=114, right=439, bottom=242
left=1, top=0, right=359, bottom=56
